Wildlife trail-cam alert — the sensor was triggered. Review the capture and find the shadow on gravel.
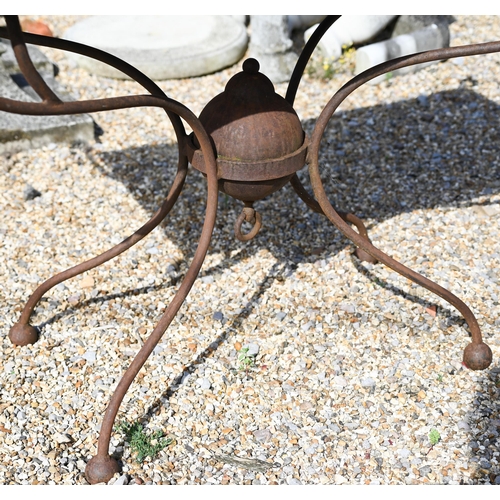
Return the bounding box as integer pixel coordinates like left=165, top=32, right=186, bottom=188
left=465, top=364, right=500, bottom=484
left=141, top=261, right=286, bottom=420
left=80, top=84, right=500, bottom=480
left=89, top=86, right=500, bottom=264
left=35, top=280, right=178, bottom=332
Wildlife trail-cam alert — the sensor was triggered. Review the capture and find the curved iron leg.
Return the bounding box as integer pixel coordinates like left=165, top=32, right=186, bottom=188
left=305, top=39, right=500, bottom=371
left=1, top=17, right=222, bottom=483
left=286, top=16, right=373, bottom=258
left=84, top=228, right=215, bottom=483
left=85, top=134, right=219, bottom=486
left=311, top=171, right=492, bottom=371
left=9, top=156, right=188, bottom=346
left=307, top=158, right=492, bottom=371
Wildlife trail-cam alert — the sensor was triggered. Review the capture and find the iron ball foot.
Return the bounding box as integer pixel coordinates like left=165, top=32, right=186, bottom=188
left=463, top=342, right=493, bottom=371
left=85, top=454, right=121, bottom=484
left=9, top=323, right=39, bottom=346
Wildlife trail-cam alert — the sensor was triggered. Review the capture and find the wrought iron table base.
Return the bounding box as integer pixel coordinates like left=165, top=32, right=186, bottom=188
left=0, top=15, right=495, bottom=484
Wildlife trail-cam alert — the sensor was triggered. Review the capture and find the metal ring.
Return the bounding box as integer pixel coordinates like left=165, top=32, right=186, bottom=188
left=234, top=207, right=262, bottom=241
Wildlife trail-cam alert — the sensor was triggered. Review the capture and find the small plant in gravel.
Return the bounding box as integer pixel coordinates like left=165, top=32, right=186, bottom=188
left=115, top=421, right=173, bottom=463
left=233, top=342, right=257, bottom=377
left=320, top=57, right=336, bottom=80
left=429, top=429, right=441, bottom=445
left=426, top=428, right=441, bottom=455
left=238, top=346, right=256, bottom=374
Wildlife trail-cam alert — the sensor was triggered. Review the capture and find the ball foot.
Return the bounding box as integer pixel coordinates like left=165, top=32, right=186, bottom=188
left=85, top=454, right=121, bottom=484
left=355, top=247, right=378, bottom=264
left=9, top=323, right=39, bottom=346
left=463, top=342, right=492, bottom=371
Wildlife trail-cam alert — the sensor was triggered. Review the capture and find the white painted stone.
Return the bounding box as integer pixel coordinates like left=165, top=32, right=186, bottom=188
left=197, top=378, right=211, bottom=390
left=304, top=15, right=396, bottom=61
left=243, top=342, right=260, bottom=356
left=355, top=24, right=449, bottom=84
left=54, top=433, right=73, bottom=444
left=111, top=474, right=129, bottom=485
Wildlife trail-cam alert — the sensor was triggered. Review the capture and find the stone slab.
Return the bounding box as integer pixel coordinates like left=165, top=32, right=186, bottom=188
left=0, top=40, right=95, bottom=155
left=63, top=16, right=248, bottom=80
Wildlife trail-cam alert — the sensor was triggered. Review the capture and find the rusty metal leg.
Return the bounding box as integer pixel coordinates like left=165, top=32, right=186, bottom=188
left=2, top=15, right=193, bottom=347
left=304, top=40, right=500, bottom=371
left=285, top=25, right=500, bottom=276
left=84, top=243, right=214, bottom=483
left=310, top=167, right=492, bottom=371
left=290, top=174, right=377, bottom=263
left=340, top=213, right=378, bottom=264
left=1, top=16, right=222, bottom=483
left=3, top=16, right=62, bottom=103
left=85, top=137, right=219, bottom=486
left=287, top=17, right=378, bottom=260
left=9, top=157, right=188, bottom=346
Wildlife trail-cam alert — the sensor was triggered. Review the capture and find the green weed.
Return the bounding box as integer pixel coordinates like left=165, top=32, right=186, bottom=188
left=115, top=421, right=173, bottom=463
left=429, top=429, right=441, bottom=446
left=306, top=44, right=356, bottom=81
left=238, top=346, right=256, bottom=374
left=425, top=428, right=441, bottom=455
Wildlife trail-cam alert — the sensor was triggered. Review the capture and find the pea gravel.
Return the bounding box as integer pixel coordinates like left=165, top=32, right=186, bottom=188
left=1, top=15, right=500, bottom=485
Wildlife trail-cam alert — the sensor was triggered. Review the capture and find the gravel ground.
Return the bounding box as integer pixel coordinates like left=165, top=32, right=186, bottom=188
left=1, top=15, right=500, bottom=486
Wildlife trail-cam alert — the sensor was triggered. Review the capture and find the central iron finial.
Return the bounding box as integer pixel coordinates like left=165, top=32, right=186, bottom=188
left=187, top=58, right=308, bottom=240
